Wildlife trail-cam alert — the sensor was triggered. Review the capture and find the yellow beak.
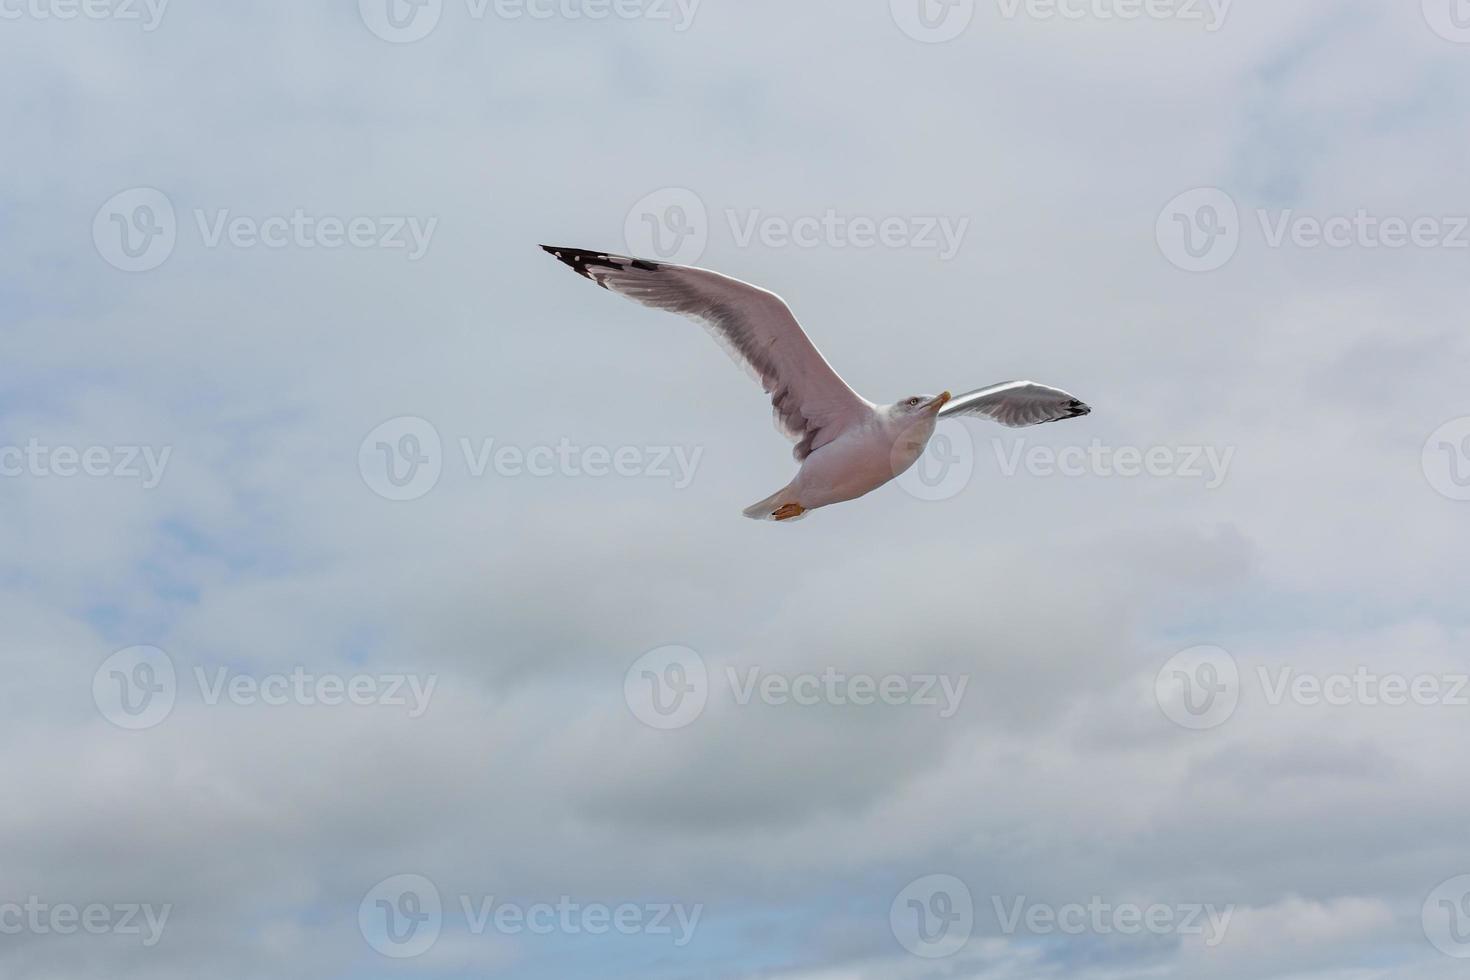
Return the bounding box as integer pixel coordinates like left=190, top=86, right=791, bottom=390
left=926, top=391, right=953, bottom=411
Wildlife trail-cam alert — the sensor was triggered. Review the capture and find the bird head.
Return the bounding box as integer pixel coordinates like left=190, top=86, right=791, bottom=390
left=893, top=392, right=952, bottom=417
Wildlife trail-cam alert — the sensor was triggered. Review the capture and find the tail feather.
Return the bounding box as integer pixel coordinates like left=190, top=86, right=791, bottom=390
left=743, top=486, right=799, bottom=521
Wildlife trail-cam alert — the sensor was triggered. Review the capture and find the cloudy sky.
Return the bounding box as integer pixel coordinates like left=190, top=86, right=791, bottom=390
left=4, top=0, right=1470, bottom=977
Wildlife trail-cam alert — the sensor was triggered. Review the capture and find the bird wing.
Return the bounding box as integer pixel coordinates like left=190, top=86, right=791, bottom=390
left=939, top=381, right=1091, bottom=427
left=542, top=246, right=872, bottom=460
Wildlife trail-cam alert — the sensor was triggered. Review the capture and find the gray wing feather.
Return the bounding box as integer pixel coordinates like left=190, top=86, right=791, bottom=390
left=542, top=246, right=872, bottom=460
left=939, top=381, right=1091, bottom=427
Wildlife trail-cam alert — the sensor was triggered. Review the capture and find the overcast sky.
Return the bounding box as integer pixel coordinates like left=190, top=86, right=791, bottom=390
left=4, top=1, right=1470, bottom=978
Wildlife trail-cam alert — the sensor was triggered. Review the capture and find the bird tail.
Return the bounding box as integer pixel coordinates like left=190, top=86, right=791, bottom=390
left=743, top=485, right=804, bottom=521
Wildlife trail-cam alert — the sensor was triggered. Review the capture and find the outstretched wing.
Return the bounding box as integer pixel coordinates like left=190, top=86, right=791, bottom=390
left=542, top=246, right=872, bottom=460
left=939, top=381, right=1091, bottom=427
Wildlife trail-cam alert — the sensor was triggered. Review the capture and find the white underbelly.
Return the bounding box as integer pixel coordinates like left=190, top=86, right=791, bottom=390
left=791, top=424, right=931, bottom=508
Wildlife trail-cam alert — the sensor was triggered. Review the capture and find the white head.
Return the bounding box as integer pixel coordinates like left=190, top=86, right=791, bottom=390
left=887, top=391, right=952, bottom=421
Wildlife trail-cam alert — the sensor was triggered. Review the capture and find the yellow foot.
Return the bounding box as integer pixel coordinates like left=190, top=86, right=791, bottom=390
left=772, top=503, right=806, bottom=522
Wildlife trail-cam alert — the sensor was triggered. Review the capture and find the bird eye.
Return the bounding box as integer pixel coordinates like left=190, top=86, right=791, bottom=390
left=907, top=398, right=919, bottom=406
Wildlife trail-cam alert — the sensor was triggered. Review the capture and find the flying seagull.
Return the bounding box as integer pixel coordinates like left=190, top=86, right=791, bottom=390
left=542, top=246, right=1091, bottom=522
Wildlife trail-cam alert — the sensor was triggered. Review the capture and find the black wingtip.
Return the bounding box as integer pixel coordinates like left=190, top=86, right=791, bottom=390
left=540, top=245, right=664, bottom=288
left=540, top=245, right=604, bottom=284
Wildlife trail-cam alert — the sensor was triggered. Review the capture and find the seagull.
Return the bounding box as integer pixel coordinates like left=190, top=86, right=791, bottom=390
left=542, top=246, right=1091, bottom=522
